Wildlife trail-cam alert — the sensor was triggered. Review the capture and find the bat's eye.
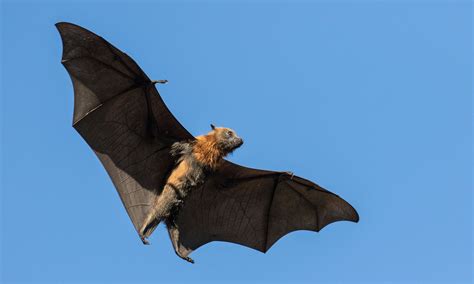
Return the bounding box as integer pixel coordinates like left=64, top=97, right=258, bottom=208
left=227, top=131, right=233, bottom=137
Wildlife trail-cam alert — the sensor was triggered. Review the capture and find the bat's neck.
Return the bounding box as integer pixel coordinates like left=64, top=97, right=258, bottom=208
left=192, top=135, right=225, bottom=170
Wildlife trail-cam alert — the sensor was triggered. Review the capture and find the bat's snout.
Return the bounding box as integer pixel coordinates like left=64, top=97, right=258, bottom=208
left=236, top=138, right=244, bottom=148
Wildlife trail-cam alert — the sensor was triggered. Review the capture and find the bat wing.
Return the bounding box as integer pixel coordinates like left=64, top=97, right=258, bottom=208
left=56, top=22, right=193, bottom=235
left=171, top=161, right=359, bottom=258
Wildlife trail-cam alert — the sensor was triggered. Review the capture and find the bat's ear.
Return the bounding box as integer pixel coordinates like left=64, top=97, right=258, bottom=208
left=210, top=124, right=216, bottom=130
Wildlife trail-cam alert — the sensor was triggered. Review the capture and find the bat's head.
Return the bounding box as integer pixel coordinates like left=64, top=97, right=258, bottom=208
left=209, top=124, right=244, bottom=154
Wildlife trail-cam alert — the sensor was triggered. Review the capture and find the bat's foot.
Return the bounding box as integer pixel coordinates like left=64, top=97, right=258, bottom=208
left=180, top=256, right=195, bottom=264
left=151, top=79, right=168, bottom=84
left=174, top=250, right=194, bottom=264
left=140, top=235, right=150, bottom=245
left=139, top=217, right=159, bottom=241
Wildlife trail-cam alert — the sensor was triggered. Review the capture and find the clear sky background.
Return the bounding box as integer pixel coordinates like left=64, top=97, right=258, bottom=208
left=1, top=1, right=472, bottom=283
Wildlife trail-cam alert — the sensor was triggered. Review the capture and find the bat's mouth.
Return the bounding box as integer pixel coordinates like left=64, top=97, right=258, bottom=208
left=237, top=138, right=244, bottom=147
left=224, top=138, right=243, bottom=154
left=233, top=138, right=244, bottom=150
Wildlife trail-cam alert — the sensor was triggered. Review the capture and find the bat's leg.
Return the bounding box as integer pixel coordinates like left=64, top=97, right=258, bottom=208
left=166, top=220, right=194, bottom=264
left=139, top=184, right=179, bottom=243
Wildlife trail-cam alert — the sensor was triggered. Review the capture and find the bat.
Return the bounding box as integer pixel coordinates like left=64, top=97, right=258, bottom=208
left=56, top=22, right=359, bottom=263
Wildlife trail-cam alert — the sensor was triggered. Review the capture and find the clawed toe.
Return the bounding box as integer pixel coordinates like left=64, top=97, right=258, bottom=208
left=175, top=251, right=194, bottom=263
left=140, top=235, right=150, bottom=245
left=182, top=256, right=194, bottom=264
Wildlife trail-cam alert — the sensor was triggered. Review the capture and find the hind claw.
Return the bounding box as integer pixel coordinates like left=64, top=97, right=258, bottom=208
left=182, top=256, right=194, bottom=264
left=140, top=235, right=150, bottom=245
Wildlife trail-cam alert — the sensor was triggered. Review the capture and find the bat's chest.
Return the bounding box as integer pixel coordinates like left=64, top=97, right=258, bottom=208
left=170, top=157, right=207, bottom=198
left=182, top=166, right=205, bottom=190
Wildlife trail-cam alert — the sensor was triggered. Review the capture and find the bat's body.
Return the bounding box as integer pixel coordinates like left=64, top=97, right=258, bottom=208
left=56, top=22, right=359, bottom=263
left=140, top=126, right=243, bottom=262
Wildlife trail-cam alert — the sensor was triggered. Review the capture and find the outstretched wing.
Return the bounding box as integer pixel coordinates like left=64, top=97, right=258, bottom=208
left=56, top=22, right=193, bottom=234
left=172, top=161, right=359, bottom=257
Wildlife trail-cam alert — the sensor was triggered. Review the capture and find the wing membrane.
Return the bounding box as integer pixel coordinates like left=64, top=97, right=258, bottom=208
left=174, top=162, right=359, bottom=257
left=57, top=22, right=192, bottom=233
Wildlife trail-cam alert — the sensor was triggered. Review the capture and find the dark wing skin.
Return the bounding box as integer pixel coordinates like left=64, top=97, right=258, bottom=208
left=171, top=162, right=359, bottom=258
left=56, top=22, right=193, bottom=235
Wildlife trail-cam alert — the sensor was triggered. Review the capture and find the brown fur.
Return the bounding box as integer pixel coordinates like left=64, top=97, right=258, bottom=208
left=193, top=131, right=225, bottom=170
left=167, top=159, right=190, bottom=185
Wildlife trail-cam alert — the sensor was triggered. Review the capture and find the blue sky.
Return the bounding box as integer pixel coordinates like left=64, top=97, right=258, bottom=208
left=1, top=1, right=472, bottom=283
